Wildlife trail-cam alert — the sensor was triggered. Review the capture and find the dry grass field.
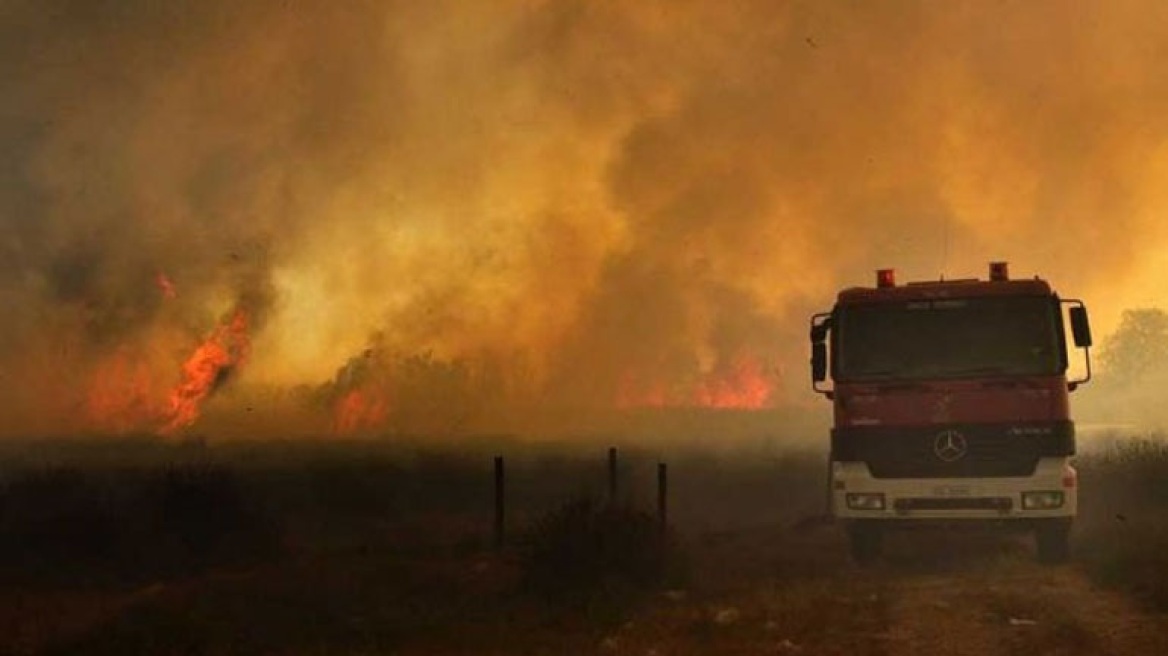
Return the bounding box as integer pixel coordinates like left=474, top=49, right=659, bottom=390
left=0, top=432, right=1166, bottom=655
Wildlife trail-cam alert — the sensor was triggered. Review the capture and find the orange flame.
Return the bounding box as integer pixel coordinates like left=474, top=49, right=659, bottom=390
left=617, top=356, right=777, bottom=410
left=332, top=387, right=390, bottom=436
left=83, top=271, right=179, bottom=433
left=160, top=308, right=251, bottom=435
left=86, top=347, right=164, bottom=433
left=693, top=357, right=774, bottom=409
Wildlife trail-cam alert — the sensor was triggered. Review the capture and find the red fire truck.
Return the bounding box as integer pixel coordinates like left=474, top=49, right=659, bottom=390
left=809, top=262, right=1093, bottom=564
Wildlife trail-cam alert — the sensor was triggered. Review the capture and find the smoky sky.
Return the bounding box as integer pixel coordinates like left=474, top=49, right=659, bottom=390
left=4, top=0, right=1168, bottom=435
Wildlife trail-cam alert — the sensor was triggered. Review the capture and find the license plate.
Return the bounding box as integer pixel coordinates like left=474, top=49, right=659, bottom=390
left=932, top=485, right=971, bottom=497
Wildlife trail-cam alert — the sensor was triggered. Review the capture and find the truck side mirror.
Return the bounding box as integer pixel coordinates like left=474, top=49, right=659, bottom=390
left=810, top=322, right=829, bottom=344
left=1069, top=306, right=1092, bottom=348
left=809, top=312, right=833, bottom=397
left=1063, top=300, right=1093, bottom=391
left=811, top=342, right=828, bottom=382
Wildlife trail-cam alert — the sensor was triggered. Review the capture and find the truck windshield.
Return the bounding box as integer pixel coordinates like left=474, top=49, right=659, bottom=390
left=835, top=296, right=1063, bottom=381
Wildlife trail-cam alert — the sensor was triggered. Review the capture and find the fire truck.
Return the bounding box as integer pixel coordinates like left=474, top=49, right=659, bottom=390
left=809, top=262, right=1093, bottom=564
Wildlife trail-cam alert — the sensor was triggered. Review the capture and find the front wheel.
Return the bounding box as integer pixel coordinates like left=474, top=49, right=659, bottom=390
left=847, top=522, right=883, bottom=566
left=1036, top=519, right=1072, bottom=564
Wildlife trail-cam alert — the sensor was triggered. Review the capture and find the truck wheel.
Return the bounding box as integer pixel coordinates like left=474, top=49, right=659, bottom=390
left=847, top=522, right=883, bottom=566
left=1036, top=520, right=1071, bottom=564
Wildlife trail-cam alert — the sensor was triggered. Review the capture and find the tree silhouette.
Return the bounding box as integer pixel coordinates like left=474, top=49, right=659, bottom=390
left=1099, top=308, right=1168, bottom=385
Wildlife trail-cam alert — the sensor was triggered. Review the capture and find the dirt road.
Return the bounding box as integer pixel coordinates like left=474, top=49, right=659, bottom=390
left=611, top=527, right=1168, bottom=656
left=881, top=560, right=1168, bottom=656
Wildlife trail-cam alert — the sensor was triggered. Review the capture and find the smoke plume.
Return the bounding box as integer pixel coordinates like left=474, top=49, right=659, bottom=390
left=3, top=1, right=1168, bottom=436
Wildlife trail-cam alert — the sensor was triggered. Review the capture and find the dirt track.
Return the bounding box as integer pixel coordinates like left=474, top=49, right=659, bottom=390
left=881, top=561, right=1168, bottom=656
left=611, top=527, right=1168, bottom=656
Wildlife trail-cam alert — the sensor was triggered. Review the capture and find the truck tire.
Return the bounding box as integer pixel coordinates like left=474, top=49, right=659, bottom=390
left=1036, top=520, right=1071, bottom=564
left=847, top=522, right=882, bottom=566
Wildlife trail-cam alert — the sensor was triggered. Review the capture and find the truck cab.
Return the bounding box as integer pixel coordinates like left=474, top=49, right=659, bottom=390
left=810, top=262, right=1093, bottom=564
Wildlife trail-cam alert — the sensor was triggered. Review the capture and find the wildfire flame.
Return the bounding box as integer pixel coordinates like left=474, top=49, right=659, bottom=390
left=160, top=308, right=251, bottom=435
left=693, top=357, right=774, bottom=409
left=333, top=388, right=390, bottom=436
left=617, top=356, right=777, bottom=410
left=328, top=349, right=391, bottom=436
left=86, top=347, right=163, bottom=433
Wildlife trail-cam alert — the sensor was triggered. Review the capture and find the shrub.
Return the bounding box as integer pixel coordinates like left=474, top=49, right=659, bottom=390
left=521, top=496, right=683, bottom=613
left=1077, top=437, right=1168, bottom=609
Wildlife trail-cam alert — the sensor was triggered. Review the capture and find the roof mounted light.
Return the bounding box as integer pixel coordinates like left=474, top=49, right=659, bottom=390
left=876, top=268, right=896, bottom=288
left=990, top=261, right=1009, bottom=281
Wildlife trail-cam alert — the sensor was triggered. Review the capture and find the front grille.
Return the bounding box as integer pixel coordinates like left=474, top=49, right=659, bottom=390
left=893, top=497, right=1013, bottom=512
left=832, top=421, right=1074, bottom=479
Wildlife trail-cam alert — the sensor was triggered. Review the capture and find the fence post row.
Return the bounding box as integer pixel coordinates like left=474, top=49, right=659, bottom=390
left=491, top=448, right=669, bottom=550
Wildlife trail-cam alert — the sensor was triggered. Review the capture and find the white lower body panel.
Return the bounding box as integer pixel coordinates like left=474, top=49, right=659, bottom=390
left=831, top=457, right=1076, bottom=522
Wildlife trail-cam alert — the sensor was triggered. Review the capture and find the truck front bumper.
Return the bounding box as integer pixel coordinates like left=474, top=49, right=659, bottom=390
left=831, top=457, right=1077, bottom=522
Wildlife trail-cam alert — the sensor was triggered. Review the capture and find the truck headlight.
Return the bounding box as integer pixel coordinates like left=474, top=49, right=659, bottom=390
left=845, top=493, right=886, bottom=510
left=1022, top=491, right=1065, bottom=510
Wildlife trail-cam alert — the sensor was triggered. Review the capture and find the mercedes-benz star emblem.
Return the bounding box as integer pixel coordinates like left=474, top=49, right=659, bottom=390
left=933, top=429, right=968, bottom=463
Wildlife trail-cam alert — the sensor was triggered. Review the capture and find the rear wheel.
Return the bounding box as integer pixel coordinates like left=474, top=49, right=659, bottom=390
left=847, top=522, right=883, bottom=566
left=1036, top=520, right=1071, bottom=564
